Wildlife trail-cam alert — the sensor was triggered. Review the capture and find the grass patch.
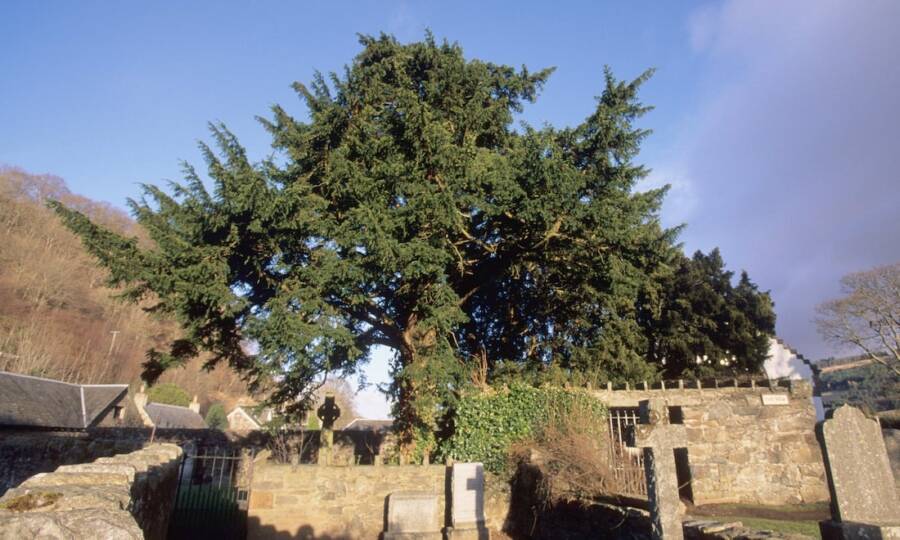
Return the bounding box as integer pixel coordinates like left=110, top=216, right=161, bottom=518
left=727, top=516, right=820, bottom=538
left=688, top=502, right=827, bottom=539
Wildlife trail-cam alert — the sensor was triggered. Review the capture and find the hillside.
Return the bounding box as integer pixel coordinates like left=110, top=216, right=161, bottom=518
left=817, top=357, right=900, bottom=413
left=0, top=167, right=249, bottom=412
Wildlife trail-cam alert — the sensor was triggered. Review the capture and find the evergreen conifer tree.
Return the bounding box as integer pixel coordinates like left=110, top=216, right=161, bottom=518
left=50, top=34, right=774, bottom=449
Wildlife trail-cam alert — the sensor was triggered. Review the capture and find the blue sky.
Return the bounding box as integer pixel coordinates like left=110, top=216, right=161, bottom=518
left=2, top=1, right=898, bottom=418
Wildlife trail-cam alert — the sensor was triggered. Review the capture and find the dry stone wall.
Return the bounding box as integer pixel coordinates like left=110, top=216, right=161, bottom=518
left=591, top=380, right=829, bottom=505
left=0, top=443, right=182, bottom=539
left=0, top=430, right=143, bottom=497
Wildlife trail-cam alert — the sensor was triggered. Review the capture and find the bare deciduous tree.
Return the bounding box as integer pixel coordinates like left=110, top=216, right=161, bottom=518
left=816, top=263, right=900, bottom=377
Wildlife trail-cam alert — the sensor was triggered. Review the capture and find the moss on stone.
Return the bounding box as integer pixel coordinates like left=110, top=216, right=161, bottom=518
left=0, top=492, right=63, bottom=512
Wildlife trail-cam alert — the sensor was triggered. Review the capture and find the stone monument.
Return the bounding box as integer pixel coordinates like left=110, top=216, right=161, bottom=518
left=316, top=393, right=341, bottom=466
left=628, top=398, right=687, bottom=540
left=383, top=491, right=443, bottom=540
left=819, top=405, right=900, bottom=540
left=445, top=462, right=490, bottom=539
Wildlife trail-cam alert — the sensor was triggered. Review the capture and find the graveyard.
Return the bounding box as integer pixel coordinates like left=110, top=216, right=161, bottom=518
left=2, top=372, right=898, bottom=539
left=2, top=3, right=899, bottom=539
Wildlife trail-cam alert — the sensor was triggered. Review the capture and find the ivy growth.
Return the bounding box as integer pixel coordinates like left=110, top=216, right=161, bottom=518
left=438, top=383, right=607, bottom=474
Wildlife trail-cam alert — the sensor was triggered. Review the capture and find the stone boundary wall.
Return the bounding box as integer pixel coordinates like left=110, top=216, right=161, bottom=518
left=0, top=427, right=272, bottom=496
left=0, top=443, right=182, bottom=539
left=0, top=427, right=387, bottom=496
left=590, top=379, right=829, bottom=505
left=247, top=460, right=511, bottom=539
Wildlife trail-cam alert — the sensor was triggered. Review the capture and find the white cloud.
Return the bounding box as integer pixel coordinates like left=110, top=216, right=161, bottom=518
left=667, top=0, right=900, bottom=359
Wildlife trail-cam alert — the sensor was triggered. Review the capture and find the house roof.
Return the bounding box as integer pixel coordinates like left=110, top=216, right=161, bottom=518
left=228, top=406, right=262, bottom=429
left=343, top=418, right=393, bottom=432
left=0, top=370, right=128, bottom=429
left=144, top=402, right=207, bottom=429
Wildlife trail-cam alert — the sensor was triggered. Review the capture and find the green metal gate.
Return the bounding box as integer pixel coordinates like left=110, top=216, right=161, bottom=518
left=167, top=447, right=253, bottom=540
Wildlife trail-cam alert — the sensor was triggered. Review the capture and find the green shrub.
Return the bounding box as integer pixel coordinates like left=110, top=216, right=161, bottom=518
left=147, top=382, right=191, bottom=407
left=438, top=384, right=606, bottom=474
left=205, top=403, right=228, bottom=430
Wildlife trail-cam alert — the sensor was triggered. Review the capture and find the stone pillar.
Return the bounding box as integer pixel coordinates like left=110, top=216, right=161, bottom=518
left=628, top=398, right=687, bottom=540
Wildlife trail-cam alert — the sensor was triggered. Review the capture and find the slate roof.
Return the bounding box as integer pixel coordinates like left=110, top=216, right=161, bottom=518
left=343, top=418, right=393, bottom=432
left=0, top=371, right=128, bottom=429
left=144, top=402, right=207, bottom=429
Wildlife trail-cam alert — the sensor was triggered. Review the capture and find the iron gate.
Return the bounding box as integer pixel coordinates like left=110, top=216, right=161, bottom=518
left=167, top=447, right=254, bottom=540
left=607, top=407, right=648, bottom=497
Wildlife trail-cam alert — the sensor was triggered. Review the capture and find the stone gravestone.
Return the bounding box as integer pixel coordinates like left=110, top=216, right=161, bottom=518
left=819, top=405, right=900, bottom=540
left=383, top=491, right=443, bottom=540
left=316, top=393, right=341, bottom=466
left=628, top=398, right=687, bottom=540
left=445, top=462, right=490, bottom=539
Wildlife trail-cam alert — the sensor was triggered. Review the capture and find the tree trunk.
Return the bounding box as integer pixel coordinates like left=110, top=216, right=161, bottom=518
left=393, top=314, right=438, bottom=461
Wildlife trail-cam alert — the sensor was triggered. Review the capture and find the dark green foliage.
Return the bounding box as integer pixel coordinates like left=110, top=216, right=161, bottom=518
left=49, top=34, right=774, bottom=445
left=147, top=382, right=191, bottom=407
left=644, top=249, right=775, bottom=377
left=205, top=403, right=228, bottom=430
left=438, top=384, right=606, bottom=474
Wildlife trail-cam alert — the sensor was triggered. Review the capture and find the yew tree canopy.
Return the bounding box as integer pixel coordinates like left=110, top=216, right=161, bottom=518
left=50, top=34, right=754, bottom=426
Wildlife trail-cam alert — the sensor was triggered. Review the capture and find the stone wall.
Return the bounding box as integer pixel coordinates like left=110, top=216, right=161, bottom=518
left=0, top=443, right=182, bottom=539
left=247, top=459, right=511, bottom=539
left=0, top=430, right=143, bottom=497
left=0, top=426, right=276, bottom=496
left=590, top=379, right=829, bottom=505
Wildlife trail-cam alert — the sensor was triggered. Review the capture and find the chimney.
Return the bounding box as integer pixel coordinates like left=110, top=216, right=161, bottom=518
left=133, top=384, right=154, bottom=427
left=134, top=384, right=148, bottom=409
left=189, top=395, right=200, bottom=414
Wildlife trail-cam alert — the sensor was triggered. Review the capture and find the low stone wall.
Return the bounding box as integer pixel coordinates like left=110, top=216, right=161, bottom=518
left=247, top=459, right=511, bottom=539
left=0, top=427, right=388, bottom=496
left=591, top=380, right=829, bottom=505
left=0, top=430, right=142, bottom=497
left=0, top=443, right=182, bottom=539
left=0, top=427, right=269, bottom=496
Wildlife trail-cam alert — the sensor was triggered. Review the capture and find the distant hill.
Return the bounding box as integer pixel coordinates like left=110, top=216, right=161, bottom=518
left=0, top=166, right=250, bottom=412
left=817, top=355, right=900, bottom=413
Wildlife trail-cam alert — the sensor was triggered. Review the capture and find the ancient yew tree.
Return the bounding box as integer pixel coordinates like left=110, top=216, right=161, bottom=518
left=51, top=35, right=773, bottom=447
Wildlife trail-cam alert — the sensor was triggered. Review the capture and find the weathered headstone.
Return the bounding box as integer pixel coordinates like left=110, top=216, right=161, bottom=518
left=445, top=462, right=490, bottom=539
left=316, top=393, right=341, bottom=466
left=819, top=405, right=900, bottom=540
left=383, top=491, right=442, bottom=540
left=628, top=398, right=687, bottom=540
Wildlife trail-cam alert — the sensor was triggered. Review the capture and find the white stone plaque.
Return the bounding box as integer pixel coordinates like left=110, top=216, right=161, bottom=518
left=761, top=393, right=789, bottom=406
left=451, top=462, right=485, bottom=526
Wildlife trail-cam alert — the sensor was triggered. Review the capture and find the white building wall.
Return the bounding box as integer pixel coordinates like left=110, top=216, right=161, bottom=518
left=764, top=337, right=824, bottom=420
